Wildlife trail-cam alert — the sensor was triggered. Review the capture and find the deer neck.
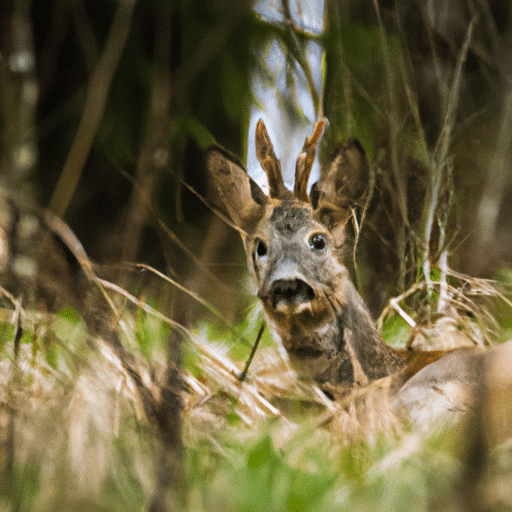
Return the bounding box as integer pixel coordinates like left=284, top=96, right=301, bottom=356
left=266, top=276, right=405, bottom=396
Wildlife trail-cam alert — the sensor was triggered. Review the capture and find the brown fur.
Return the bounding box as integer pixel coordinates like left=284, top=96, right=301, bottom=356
left=206, top=119, right=404, bottom=398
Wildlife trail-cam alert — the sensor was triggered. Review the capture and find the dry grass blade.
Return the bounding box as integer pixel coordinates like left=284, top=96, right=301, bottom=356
left=182, top=329, right=407, bottom=448
left=49, top=0, right=136, bottom=217
left=379, top=268, right=510, bottom=350
left=118, top=163, right=236, bottom=291
left=165, top=163, right=247, bottom=239
left=185, top=339, right=284, bottom=425
left=136, top=263, right=252, bottom=347
left=98, top=278, right=194, bottom=340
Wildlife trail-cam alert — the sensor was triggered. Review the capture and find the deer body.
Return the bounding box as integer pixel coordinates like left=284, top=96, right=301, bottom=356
left=205, top=118, right=500, bottom=426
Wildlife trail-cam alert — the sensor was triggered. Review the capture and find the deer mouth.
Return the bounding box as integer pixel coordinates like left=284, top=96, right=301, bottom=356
left=267, top=278, right=315, bottom=313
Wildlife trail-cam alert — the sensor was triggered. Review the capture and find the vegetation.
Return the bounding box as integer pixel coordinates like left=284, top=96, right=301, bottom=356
left=1, top=0, right=512, bottom=511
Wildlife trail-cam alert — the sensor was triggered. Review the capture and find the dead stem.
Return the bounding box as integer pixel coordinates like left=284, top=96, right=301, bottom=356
left=239, top=322, right=266, bottom=382
left=422, top=16, right=477, bottom=298
left=49, top=0, right=136, bottom=217
left=281, top=0, right=321, bottom=116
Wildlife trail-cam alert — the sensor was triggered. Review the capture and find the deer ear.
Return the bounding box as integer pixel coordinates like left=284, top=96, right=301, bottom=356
left=313, top=200, right=350, bottom=249
left=312, top=137, right=370, bottom=248
left=205, top=146, right=267, bottom=236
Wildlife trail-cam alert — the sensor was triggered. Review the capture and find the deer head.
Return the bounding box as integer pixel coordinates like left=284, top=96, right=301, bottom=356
left=206, top=119, right=404, bottom=396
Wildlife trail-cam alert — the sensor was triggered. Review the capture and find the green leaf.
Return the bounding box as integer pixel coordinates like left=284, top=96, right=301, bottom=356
left=185, top=116, right=216, bottom=149
left=381, top=314, right=411, bottom=347
left=234, top=435, right=336, bottom=512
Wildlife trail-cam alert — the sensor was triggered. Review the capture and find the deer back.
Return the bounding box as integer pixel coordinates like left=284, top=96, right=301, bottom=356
left=206, top=119, right=404, bottom=396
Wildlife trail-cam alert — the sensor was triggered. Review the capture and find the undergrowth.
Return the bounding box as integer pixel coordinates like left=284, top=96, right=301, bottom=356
left=0, top=278, right=511, bottom=511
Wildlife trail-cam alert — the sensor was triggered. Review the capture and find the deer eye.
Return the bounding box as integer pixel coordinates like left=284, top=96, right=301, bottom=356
left=309, top=233, right=326, bottom=253
left=255, top=239, right=268, bottom=258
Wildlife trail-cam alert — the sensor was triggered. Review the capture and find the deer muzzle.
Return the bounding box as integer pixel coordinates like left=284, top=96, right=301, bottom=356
left=266, top=278, right=315, bottom=314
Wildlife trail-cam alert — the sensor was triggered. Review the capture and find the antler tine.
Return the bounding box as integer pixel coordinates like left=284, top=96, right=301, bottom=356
left=255, top=119, right=290, bottom=199
left=294, top=117, right=328, bottom=202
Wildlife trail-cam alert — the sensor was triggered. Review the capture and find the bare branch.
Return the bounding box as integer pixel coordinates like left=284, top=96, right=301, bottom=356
left=49, top=0, right=136, bottom=217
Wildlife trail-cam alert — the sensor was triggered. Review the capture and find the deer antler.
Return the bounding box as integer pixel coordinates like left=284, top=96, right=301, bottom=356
left=255, top=119, right=290, bottom=199
left=294, top=117, right=328, bottom=202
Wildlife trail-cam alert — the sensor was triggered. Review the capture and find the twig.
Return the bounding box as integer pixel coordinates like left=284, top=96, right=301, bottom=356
left=49, top=0, right=136, bottom=216
left=389, top=298, right=416, bottom=329
left=377, top=281, right=425, bottom=330
left=239, top=322, right=266, bottom=382
left=281, top=0, right=320, bottom=116
left=421, top=15, right=477, bottom=298
left=351, top=164, right=376, bottom=293
left=12, top=297, right=23, bottom=360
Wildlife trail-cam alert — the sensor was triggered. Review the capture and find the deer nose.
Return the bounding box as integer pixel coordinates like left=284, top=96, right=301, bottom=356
left=269, top=278, right=315, bottom=308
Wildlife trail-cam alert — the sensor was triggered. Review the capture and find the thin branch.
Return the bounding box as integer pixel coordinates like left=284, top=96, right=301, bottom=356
left=49, top=0, right=136, bottom=216
left=239, top=322, right=266, bottom=382
left=281, top=0, right=320, bottom=116
left=421, top=16, right=476, bottom=295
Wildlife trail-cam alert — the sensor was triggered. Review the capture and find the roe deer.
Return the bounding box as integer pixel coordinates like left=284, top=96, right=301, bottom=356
left=205, top=118, right=511, bottom=427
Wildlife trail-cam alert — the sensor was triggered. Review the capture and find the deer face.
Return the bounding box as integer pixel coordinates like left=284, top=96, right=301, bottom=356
left=207, top=119, right=346, bottom=333
left=207, top=119, right=354, bottom=336
left=246, top=198, right=345, bottom=339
